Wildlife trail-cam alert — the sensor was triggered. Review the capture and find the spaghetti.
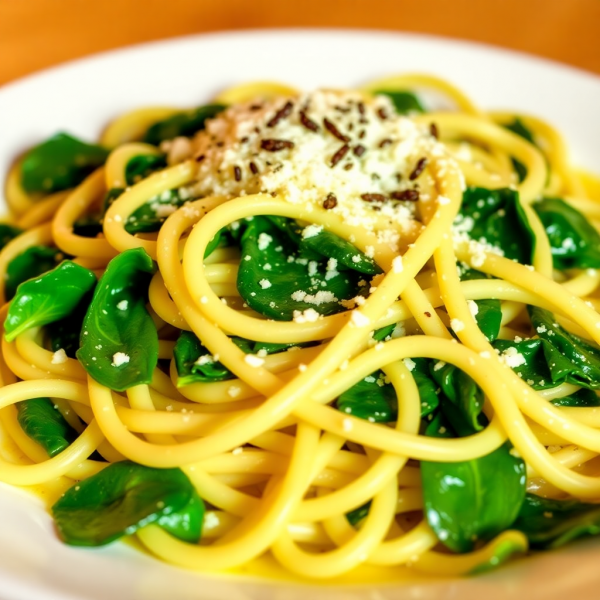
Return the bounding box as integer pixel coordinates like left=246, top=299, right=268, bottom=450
left=1, top=74, right=600, bottom=581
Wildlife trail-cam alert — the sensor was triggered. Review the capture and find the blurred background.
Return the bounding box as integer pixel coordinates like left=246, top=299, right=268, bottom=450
left=0, top=0, right=599, bottom=86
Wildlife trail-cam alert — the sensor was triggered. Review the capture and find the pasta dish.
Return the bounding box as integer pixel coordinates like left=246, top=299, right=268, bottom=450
left=1, top=74, right=600, bottom=580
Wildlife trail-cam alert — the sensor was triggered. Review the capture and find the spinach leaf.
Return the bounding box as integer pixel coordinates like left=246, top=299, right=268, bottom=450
left=5, top=261, right=96, bottom=342
left=0, top=224, right=23, bottom=249
left=300, top=228, right=382, bottom=276
left=503, top=118, right=536, bottom=182
left=551, top=388, right=600, bottom=407
left=457, top=266, right=501, bottom=341
left=124, top=189, right=188, bottom=234
left=492, top=338, right=551, bottom=389
left=77, top=248, right=158, bottom=391
left=372, top=323, right=397, bottom=342
left=529, top=306, right=600, bottom=390
left=411, top=358, right=440, bottom=418
left=173, top=330, right=306, bottom=386
left=421, top=442, right=526, bottom=553
left=52, top=460, right=204, bottom=546
left=102, top=187, right=125, bottom=214
left=142, top=104, right=227, bottom=146
left=336, top=372, right=398, bottom=423
left=16, top=398, right=77, bottom=457
left=125, top=154, right=167, bottom=185
left=420, top=356, right=526, bottom=553
left=72, top=214, right=103, bottom=238
left=430, top=362, right=485, bottom=435
left=346, top=501, right=372, bottom=526
left=513, top=493, right=600, bottom=549
left=5, top=246, right=64, bottom=301
left=98, top=186, right=195, bottom=237
left=45, top=296, right=91, bottom=358
left=237, top=217, right=369, bottom=320
left=458, top=187, right=535, bottom=264
left=374, top=90, right=425, bottom=114
left=471, top=299, right=502, bottom=342
left=532, top=198, right=600, bottom=270
left=21, top=133, right=108, bottom=194
left=174, top=331, right=233, bottom=386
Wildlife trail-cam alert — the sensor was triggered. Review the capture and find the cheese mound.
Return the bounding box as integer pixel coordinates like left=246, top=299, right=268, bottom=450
left=168, top=89, right=454, bottom=250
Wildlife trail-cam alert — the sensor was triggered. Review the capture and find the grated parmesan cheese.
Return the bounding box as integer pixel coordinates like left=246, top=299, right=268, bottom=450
left=111, top=352, right=130, bottom=367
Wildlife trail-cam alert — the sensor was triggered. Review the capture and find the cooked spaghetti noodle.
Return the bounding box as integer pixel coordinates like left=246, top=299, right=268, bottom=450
left=1, top=74, right=600, bottom=581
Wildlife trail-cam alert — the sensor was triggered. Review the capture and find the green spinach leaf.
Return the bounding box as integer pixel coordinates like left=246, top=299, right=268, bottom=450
left=336, top=372, right=397, bottom=423
left=300, top=228, right=382, bottom=276
left=421, top=442, right=526, bottom=553
left=0, top=224, right=23, bottom=249
left=5, top=261, right=96, bottom=342
left=77, top=248, right=158, bottom=391
left=16, top=398, right=77, bottom=457
left=45, top=296, right=91, bottom=358
left=411, top=358, right=440, bottom=418
left=174, top=331, right=233, bottom=386
left=346, top=501, right=372, bottom=526
left=374, top=90, right=425, bottom=114
left=52, top=460, right=204, bottom=546
left=503, top=118, right=536, bottom=182
left=124, top=189, right=188, bottom=234
left=430, top=362, right=485, bottom=435
left=142, top=104, right=227, bottom=145
left=173, top=330, right=306, bottom=386
left=551, top=388, right=600, bottom=407
left=5, top=246, right=64, bottom=301
left=237, top=217, right=369, bottom=320
left=533, top=197, right=600, bottom=270
left=528, top=306, right=600, bottom=390
left=513, top=493, right=600, bottom=549
left=21, top=133, right=108, bottom=194
left=471, top=299, right=502, bottom=342
left=125, top=154, right=167, bottom=185
left=458, top=187, right=535, bottom=264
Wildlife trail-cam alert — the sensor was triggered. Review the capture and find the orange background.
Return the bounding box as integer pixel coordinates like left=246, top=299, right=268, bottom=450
left=1, top=0, right=599, bottom=86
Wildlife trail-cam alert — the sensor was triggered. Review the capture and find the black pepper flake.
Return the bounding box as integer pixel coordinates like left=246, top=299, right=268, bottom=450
left=358, top=102, right=366, bottom=116
left=429, top=122, right=439, bottom=139
left=240, top=136, right=249, bottom=143
left=379, top=138, right=392, bottom=148
left=409, top=157, right=428, bottom=180
left=249, top=161, right=259, bottom=175
left=250, top=104, right=262, bottom=111
left=391, top=189, right=420, bottom=202
left=324, top=118, right=350, bottom=142
left=267, top=101, right=294, bottom=127
left=343, top=163, right=354, bottom=171
left=323, top=193, right=338, bottom=209
left=233, top=165, right=242, bottom=181
left=261, top=139, right=295, bottom=152
left=216, top=141, right=224, bottom=148
left=330, top=144, right=350, bottom=167
left=299, top=110, right=319, bottom=132
left=377, top=107, right=388, bottom=120
left=361, top=193, right=386, bottom=203
left=353, top=144, right=366, bottom=157
left=195, top=154, right=205, bottom=162
left=358, top=130, right=366, bottom=139
left=424, top=311, right=432, bottom=318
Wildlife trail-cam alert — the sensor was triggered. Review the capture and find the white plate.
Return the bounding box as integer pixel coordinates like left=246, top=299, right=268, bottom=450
left=1, top=29, right=600, bottom=600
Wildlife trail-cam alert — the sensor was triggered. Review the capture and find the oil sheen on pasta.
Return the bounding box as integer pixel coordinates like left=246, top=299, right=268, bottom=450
left=1, top=74, right=600, bottom=582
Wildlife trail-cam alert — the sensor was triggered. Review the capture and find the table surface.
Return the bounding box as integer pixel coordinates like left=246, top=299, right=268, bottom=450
left=1, top=0, right=599, bottom=87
